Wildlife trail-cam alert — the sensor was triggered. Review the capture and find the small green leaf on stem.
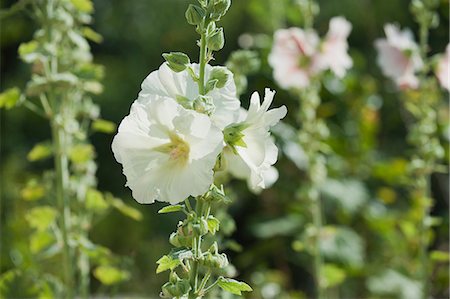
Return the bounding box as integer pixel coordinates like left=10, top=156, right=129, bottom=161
left=156, top=255, right=181, bottom=273
left=207, top=215, right=220, bottom=235
left=27, top=142, right=53, bottom=161
left=94, top=266, right=130, bottom=285
left=217, top=277, right=252, bottom=295
left=92, top=119, right=116, bottom=134
left=158, top=204, right=185, bottom=214
left=0, top=87, right=20, bottom=109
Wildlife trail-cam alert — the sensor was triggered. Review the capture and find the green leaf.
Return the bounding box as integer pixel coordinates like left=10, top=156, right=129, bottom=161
left=86, top=189, right=109, bottom=213
left=430, top=250, right=450, bottom=262
left=30, top=231, right=55, bottom=254
left=25, top=206, right=58, bottom=231
left=322, top=264, right=346, bottom=288
left=156, top=255, right=181, bottom=273
left=0, top=88, right=20, bottom=109
left=91, top=119, right=116, bottom=134
left=69, top=144, right=95, bottom=164
left=217, top=277, right=252, bottom=295
left=107, top=195, right=143, bottom=221
left=94, top=266, right=130, bottom=285
left=82, top=27, right=103, bottom=43
left=162, top=52, right=190, bottom=72
left=158, top=204, right=184, bottom=214
left=21, top=180, right=46, bottom=201
left=18, top=41, right=40, bottom=62
left=27, top=142, right=53, bottom=161
left=70, top=0, right=94, bottom=13
left=207, top=215, right=220, bottom=235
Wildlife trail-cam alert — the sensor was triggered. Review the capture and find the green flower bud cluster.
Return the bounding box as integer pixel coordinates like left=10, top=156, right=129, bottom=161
left=161, top=272, right=191, bottom=298
left=410, top=0, right=440, bottom=30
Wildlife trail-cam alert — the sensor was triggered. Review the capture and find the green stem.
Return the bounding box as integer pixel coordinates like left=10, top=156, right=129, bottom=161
left=312, top=189, right=324, bottom=299
left=198, top=30, right=207, bottom=95
left=51, top=117, right=75, bottom=299
left=189, top=198, right=205, bottom=299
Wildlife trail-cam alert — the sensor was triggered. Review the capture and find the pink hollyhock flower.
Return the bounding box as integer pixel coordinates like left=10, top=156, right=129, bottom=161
left=375, top=24, right=423, bottom=89
left=318, top=17, right=353, bottom=78
left=436, top=44, right=449, bottom=91
left=268, top=28, right=321, bottom=90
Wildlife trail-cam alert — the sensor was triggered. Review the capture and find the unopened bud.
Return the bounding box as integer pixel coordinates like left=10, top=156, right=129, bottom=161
left=193, top=95, right=215, bottom=115
left=209, top=66, right=230, bottom=88
left=162, top=52, right=190, bottom=72
left=207, top=28, right=225, bottom=51
left=185, top=4, right=205, bottom=25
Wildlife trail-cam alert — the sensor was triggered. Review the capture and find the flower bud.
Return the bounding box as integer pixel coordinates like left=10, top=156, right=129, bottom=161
left=193, top=95, right=215, bottom=115
left=162, top=52, right=190, bottom=72
left=207, top=28, right=225, bottom=51
left=185, top=4, right=205, bottom=25
left=209, top=66, right=230, bottom=88
left=211, top=0, right=231, bottom=20
left=192, top=217, right=209, bottom=236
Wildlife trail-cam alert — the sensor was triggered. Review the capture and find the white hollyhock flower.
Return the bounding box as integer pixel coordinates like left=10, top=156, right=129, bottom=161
left=112, top=96, right=223, bottom=204
left=139, top=62, right=240, bottom=129
left=268, top=28, right=321, bottom=90
left=224, top=89, right=287, bottom=192
left=318, top=16, right=353, bottom=78
left=375, top=24, right=423, bottom=89
left=436, top=44, right=449, bottom=91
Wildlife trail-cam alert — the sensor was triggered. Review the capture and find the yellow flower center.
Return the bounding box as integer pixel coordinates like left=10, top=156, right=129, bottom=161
left=155, top=132, right=190, bottom=165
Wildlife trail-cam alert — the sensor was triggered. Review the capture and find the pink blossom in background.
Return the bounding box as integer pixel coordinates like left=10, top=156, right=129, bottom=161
left=375, top=24, right=423, bottom=89
left=436, top=44, right=450, bottom=91
left=318, top=16, right=353, bottom=78
left=268, top=28, right=321, bottom=90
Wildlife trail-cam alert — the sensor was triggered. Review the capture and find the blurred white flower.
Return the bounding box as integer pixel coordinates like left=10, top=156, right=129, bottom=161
left=436, top=44, right=449, bottom=91
left=318, top=16, right=353, bottom=78
left=224, top=89, right=287, bottom=192
left=375, top=24, right=423, bottom=89
left=112, top=96, right=223, bottom=204
left=268, top=28, right=321, bottom=89
left=139, top=62, right=240, bottom=129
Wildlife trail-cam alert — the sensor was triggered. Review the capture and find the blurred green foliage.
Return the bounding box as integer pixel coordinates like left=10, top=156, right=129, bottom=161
left=1, top=0, right=449, bottom=298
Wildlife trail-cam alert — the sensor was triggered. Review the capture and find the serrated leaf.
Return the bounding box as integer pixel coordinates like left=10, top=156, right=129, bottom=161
left=158, top=204, right=184, bottom=214
left=107, top=195, right=143, bottom=221
left=92, top=119, right=116, bottom=134
left=86, top=189, right=109, bottom=212
left=207, top=215, right=220, bottom=235
left=217, top=277, right=252, bottom=295
left=70, top=0, right=93, bottom=13
left=0, top=88, right=20, bottom=109
left=27, top=143, right=53, bottom=161
left=25, top=206, right=58, bottom=231
left=69, top=144, right=94, bottom=164
left=94, top=266, right=130, bottom=285
left=156, top=255, right=180, bottom=273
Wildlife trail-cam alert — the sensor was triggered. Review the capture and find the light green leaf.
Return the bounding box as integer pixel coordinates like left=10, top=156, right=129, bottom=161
left=207, top=215, right=220, bottom=235
left=82, top=27, right=103, bottom=43
left=27, top=142, right=53, bottom=161
left=18, top=41, right=40, bottom=62
left=21, top=180, right=45, bottom=201
left=86, top=189, right=109, bottom=212
left=158, top=204, right=184, bottom=214
left=107, top=195, right=143, bottom=221
left=156, top=255, right=180, bottom=273
left=25, top=206, right=58, bottom=231
left=217, top=277, right=252, bottom=295
left=94, top=266, right=130, bottom=285
left=91, top=119, right=116, bottom=134
left=70, top=0, right=94, bottom=13
left=322, top=264, right=346, bottom=288
left=30, top=231, right=55, bottom=254
left=430, top=250, right=450, bottom=262
left=69, top=144, right=95, bottom=164
left=0, top=88, right=20, bottom=109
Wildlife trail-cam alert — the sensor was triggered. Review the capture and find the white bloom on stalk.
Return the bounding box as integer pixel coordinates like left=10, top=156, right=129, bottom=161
left=139, top=62, right=240, bottom=129
left=318, top=16, right=353, bottom=78
left=112, top=96, right=223, bottom=204
left=375, top=24, right=423, bottom=89
left=435, top=44, right=449, bottom=91
left=224, top=89, right=287, bottom=192
left=268, top=28, right=321, bottom=89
